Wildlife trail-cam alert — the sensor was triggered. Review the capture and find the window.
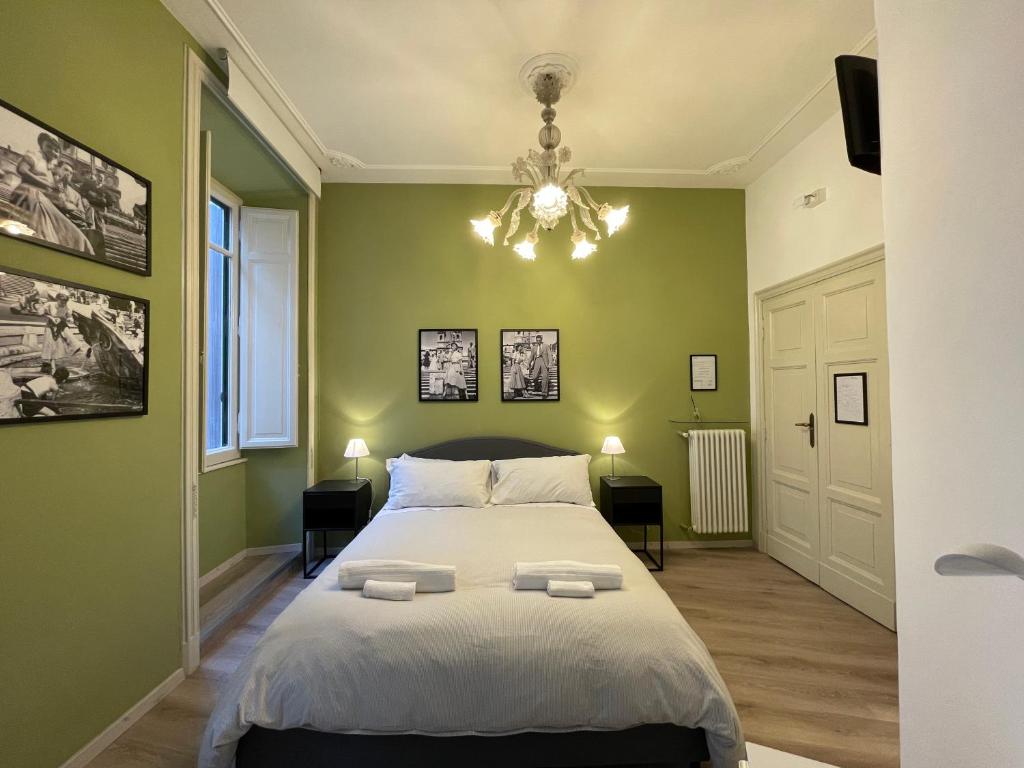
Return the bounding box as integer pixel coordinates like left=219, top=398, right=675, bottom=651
left=204, top=181, right=242, bottom=469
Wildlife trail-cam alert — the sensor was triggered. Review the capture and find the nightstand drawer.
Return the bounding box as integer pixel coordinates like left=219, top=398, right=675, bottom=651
left=303, top=506, right=357, bottom=530
left=611, top=485, right=661, bottom=506
left=303, top=492, right=356, bottom=512
left=611, top=502, right=662, bottom=526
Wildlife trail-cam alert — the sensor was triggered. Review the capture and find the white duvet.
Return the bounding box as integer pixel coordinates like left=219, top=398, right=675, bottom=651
left=199, top=504, right=747, bottom=767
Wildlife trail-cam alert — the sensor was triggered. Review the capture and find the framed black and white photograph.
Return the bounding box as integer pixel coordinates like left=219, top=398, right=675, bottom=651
left=419, top=329, right=478, bottom=401
left=501, top=329, right=559, bottom=401
left=690, top=353, right=717, bottom=391
left=834, top=371, right=868, bottom=425
left=0, top=265, right=148, bottom=425
left=0, top=98, right=151, bottom=275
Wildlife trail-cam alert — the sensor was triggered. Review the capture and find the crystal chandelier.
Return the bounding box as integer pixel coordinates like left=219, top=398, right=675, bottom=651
left=471, top=56, right=629, bottom=261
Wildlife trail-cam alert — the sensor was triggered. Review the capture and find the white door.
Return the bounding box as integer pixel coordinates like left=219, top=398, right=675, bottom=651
left=813, top=261, right=895, bottom=629
left=762, top=287, right=821, bottom=583
left=760, top=257, right=896, bottom=629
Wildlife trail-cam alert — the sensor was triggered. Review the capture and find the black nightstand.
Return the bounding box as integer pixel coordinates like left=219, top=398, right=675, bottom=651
left=600, top=475, right=663, bottom=571
left=302, top=479, right=372, bottom=578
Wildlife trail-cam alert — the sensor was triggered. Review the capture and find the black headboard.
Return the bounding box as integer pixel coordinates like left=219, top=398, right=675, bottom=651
left=404, top=436, right=576, bottom=461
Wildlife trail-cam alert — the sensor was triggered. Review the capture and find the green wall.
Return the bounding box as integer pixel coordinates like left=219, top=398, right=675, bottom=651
left=0, top=3, right=202, bottom=765
left=317, top=184, right=750, bottom=541
left=198, top=462, right=247, bottom=575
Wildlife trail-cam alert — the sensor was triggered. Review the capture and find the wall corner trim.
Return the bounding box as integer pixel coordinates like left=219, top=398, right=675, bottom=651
left=58, top=668, right=185, bottom=768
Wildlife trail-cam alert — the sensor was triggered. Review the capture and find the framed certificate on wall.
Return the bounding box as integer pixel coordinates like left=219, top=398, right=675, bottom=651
left=690, top=354, right=717, bottom=391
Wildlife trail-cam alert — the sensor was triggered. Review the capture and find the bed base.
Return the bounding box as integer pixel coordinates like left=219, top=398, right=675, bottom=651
left=236, top=724, right=710, bottom=768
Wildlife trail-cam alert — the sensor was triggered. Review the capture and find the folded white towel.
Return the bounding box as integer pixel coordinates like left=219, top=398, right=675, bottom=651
left=362, top=579, right=416, bottom=601
left=546, top=579, right=595, bottom=598
left=513, top=560, right=623, bottom=590
left=339, top=559, right=456, bottom=592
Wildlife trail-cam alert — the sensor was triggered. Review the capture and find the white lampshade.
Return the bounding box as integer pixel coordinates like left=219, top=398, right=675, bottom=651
left=344, top=438, right=370, bottom=458
left=601, top=436, right=625, bottom=455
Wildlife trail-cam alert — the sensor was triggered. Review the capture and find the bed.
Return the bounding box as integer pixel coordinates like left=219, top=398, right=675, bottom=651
left=200, top=437, right=746, bottom=768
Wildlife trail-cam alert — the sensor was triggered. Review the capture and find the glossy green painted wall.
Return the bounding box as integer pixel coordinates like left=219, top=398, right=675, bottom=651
left=0, top=3, right=201, bottom=765
left=317, top=184, right=750, bottom=541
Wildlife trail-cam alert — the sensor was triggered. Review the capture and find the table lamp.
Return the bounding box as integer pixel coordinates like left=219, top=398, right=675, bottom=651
left=344, top=438, right=369, bottom=479
left=601, top=436, right=625, bottom=479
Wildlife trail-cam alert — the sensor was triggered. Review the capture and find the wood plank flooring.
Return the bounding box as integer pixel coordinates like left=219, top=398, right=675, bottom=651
left=86, top=550, right=898, bottom=768
left=653, top=550, right=899, bottom=768
left=199, top=552, right=298, bottom=642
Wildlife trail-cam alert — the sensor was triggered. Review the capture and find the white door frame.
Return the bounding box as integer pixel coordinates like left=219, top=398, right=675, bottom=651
left=751, top=245, right=885, bottom=553
left=180, top=47, right=319, bottom=673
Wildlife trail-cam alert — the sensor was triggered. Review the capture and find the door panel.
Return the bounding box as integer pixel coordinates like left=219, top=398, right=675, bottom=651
left=762, top=291, right=820, bottom=583
left=815, top=261, right=895, bottom=629
left=760, top=258, right=896, bottom=630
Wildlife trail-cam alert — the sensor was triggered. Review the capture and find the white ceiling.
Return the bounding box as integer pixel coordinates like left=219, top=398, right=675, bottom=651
left=166, top=0, right=876, bottom=187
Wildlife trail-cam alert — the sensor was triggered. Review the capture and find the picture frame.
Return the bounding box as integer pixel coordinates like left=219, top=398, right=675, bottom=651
left=500, top=329, right=560, bottom=401
left=834, top=371, right=868, bottom=425
left=0, top=264, right=149, bottom=425
left=0, top=97, right=152, bottom=276
left=690, top=354, right=717, bottom=391
left=418, top=329, right=478, bottom=401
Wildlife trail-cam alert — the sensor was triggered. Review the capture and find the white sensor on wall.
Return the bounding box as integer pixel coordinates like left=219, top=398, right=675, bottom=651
left=794, top=187, right=827, bottom=209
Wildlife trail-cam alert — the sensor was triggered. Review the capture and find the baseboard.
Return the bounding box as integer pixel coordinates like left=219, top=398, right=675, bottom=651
left=246, top=543, right=301, bottom=556
left=59, top=668, right=184, bottom=768
left=198, top=549, right=247, bottom=588
left=626, top=538, right=754, bottom=551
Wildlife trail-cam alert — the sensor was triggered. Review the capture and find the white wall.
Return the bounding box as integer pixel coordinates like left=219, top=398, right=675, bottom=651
left=876, top=1, right=1024, bottom=765
left=745, top=109, right=885, bottom=543
left=746, top=109, right=883, bottom=295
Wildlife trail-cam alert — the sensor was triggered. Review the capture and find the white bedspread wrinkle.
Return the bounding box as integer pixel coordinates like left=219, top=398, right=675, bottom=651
left=199, top=504, right=747, bottom=768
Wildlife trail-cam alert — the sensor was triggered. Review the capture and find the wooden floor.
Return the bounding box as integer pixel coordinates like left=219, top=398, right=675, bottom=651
left=86, top=550, right=898, bottom=768
left=653, top=550, right=899, bottom=768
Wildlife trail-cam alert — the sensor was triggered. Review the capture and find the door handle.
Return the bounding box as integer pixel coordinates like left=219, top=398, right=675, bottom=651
left=935, top=544, right=1024, bottom=579
left=794, top=413, right=815, bottom=448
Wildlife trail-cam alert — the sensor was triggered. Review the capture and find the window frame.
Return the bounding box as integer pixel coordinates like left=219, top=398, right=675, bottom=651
left=202, top=179, right=244, bottom=472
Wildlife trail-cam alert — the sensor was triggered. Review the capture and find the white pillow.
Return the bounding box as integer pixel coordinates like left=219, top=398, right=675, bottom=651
left=383, top=457, right=491, bottom=509
left=489, top=454, right=594, bottom=507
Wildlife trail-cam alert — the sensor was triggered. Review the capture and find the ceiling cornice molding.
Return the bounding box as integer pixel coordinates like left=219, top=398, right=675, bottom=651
left=161, top=0, right=329, bottom=169
left=165, top=0, right=875, bottom=188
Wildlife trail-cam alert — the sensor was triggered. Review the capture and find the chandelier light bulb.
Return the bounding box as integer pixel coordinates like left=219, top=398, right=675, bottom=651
left=470, top=211, right=502, bottom=245
left=529, top=183, right=569, bottom=230
left=599, top=204, right=629, bottom=236
left=469, top=58, right=631, bottom=260
left=570, top=230, right=597, bottom=260
left=513, top=232, right=539, bottom=261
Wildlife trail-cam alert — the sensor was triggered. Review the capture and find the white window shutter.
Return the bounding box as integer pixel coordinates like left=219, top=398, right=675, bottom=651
left=239, top=207, right=299, bottom=449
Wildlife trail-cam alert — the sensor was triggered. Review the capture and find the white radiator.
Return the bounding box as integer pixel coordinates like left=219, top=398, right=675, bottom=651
left=686, top=429, right=749, bottom=534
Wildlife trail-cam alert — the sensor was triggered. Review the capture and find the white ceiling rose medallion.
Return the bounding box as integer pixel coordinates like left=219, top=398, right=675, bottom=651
left=470, top=53, right=629, bottom=261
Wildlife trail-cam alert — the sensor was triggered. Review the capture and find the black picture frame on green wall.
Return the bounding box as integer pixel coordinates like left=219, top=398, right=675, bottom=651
left=0, top=97, right=152, bottom=276
left=500, top=329, right=560, bottom=401
left=419, top=329, right=478, bottom=401
left=0, top=264, right=149, bottom=425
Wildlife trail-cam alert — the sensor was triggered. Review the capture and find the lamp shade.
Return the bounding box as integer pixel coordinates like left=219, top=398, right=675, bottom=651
left=601, top=436, right=625, bottom=455
left=344, top=438, right=369, bottom=458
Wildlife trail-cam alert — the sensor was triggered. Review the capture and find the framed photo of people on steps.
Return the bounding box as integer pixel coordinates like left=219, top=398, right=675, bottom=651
left=501, top=329, right=559, bottom=401
left=419, top=329, right=478, bottom=401
left=0, top=98, right=152, bottom=275
left=0, top=265, right=149, bottom=425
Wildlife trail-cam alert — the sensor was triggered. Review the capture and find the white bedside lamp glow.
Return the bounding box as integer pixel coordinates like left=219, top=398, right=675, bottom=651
left=344, top=438, right=369, bottom=479
left=601, top=436, right=625, bottom=479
